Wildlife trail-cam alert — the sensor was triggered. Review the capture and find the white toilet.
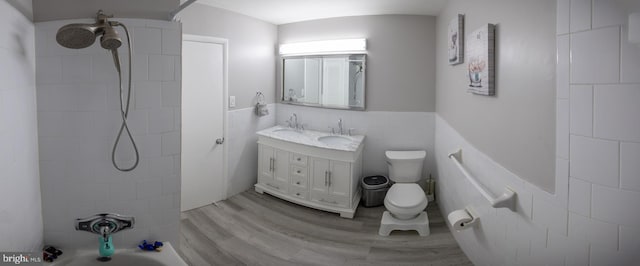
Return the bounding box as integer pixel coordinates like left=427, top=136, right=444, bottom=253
left=378, top=150, right=430, bottom=236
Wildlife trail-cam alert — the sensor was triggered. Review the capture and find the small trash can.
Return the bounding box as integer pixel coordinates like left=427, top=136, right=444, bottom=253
left=361, top=175, right=390, bottom=207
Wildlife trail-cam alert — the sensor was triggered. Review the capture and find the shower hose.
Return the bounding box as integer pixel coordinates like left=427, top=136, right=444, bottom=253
left=111, top=23, right=140, bottom=172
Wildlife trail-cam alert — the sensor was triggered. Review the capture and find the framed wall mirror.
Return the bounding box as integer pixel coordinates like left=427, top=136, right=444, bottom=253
left=281, top=54, right=366, bottom=110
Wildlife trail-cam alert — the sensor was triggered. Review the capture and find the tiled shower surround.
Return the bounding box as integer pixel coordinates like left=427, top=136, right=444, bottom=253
left=436, top=0, right=640, bottom=265
left=35, top=18, right=181, bottom=248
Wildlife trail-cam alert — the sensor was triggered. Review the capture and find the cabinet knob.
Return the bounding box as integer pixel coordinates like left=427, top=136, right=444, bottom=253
left=297, top=157, right=301, bottom=161
left=296, top=193, right=300, bottom=196
left=296, top=170, right=301, bottom=174
left=296, top=181, right=300, bottom=185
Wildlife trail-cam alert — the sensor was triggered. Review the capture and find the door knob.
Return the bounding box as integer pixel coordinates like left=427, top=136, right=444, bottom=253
left=216, top=138, right=225, bottom=144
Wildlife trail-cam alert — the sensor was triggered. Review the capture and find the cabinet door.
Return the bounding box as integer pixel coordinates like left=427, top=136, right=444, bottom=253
left=328, top=160, right=351, bottom=198
left=273, top=149, right=290, bottom=185
left=258, top=144, right=274, bottom=182
left=309, top=157, right=330, bottom=194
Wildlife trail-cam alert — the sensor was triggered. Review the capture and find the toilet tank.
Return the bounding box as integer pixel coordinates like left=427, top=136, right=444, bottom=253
left=385, top=150, right=426, bottom=183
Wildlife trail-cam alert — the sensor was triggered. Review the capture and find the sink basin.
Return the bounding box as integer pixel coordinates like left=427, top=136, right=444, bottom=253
left=317, top=135, right=353, bottom=146
left=258, top=126, right=365, bottom=152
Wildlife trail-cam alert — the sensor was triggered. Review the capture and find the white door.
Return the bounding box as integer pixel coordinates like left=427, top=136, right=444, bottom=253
left=181, top=37, right=225, bottom=211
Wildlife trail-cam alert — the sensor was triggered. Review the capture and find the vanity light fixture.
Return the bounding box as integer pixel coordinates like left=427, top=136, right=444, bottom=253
left=279, top=38, right=367, bottom=55
left=630, top=13, right=640, bottom=47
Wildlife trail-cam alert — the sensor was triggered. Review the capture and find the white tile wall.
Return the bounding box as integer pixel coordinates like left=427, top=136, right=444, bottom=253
left=533, top=196, right=568, bottom=235
left=592, top=0, right=626, bottom=28
left=569, top=85, right=593, bottom=136
left=149, top=55, right=175, bottom=81
left=557, top=0, right=571, bottom=34
left=556, top=35, right=570, bottom=99
left=590, top=245, right=638, bottom=266
left=593, top=84, right=640, bottom=142
left=36, top=18, right=181, bottom=249
left=437, top=2, right=640, bottom=265
left=61, top=55, right=92, bottom=82
left=556, top=99, right=569, bottom=159
left=570, top=0, right=592, bottom=32
left=36, top=56, right=62, bottom=83
left=0, top=0, right=43, bottom=253
left=135, top=81, right=163, bottom=109
left=568, top=212, right=618, bottom=248
left=592, top=184, right=640, bottom=227
left=570, top=135, right=619, bottom=187
left=619, top=225, right=640, bottom=252
left=620, top=142, right=640, bottom=191
left=568, top=177, right=591, bottom=216
left=570, top=27, right=620, bottom=84
left=620, top=25, right=640, bottom=83
left=133, top=27, right=162, bottom=54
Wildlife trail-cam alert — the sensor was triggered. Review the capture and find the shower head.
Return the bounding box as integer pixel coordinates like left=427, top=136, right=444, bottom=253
left=56, top=23, right=99, bottom=49
left=56, top=10, right=123, bottom=50
left=100, top=25, right=122, bottom=50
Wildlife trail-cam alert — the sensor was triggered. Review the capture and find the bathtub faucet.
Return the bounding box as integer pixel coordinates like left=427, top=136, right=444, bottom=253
left=75, top=213, right=135, bottom=261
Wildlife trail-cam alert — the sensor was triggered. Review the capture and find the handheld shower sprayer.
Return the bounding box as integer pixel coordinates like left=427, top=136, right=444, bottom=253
left=55, top=10, right=139, bottom=172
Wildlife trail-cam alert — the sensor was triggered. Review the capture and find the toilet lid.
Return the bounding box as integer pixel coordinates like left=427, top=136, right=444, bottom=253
left=386, top=183, right=427, bottom=208
left=385, top=150, right=426, bottom=160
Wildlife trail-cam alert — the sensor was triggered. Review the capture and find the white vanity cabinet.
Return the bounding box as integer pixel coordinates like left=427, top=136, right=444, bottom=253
left=254, top=127, right=364, bottom=218
left=309, top=158, right=351, bottom=207
left=257, top=145, right=290, bottom=194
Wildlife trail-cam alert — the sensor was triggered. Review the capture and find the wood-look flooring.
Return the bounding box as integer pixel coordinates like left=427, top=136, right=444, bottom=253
left=177, top=190, right=472, bottom=266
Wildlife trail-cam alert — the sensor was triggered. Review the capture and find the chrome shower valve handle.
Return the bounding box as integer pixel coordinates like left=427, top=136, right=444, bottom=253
left=75, top=213, right=134, bottom=261
left=75, top=213, right=134, bottom=236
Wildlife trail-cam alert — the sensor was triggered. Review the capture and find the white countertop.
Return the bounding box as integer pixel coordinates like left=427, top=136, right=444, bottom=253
left=257, top=125, right=365, bottom=152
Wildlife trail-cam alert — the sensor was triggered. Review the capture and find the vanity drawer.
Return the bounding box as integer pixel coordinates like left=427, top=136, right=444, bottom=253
left=290, top=153, right=308, bottom=166
left=290, top=176, right=307, bottom=189
left=310, top=192, right=349, bottom=208
left=290, top=165, right=307, bottom=178
left=289, top=187, right=308, bottom=200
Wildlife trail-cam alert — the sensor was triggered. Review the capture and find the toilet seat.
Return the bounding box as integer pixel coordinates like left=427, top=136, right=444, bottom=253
left=384, top=183, right=428, bottom=219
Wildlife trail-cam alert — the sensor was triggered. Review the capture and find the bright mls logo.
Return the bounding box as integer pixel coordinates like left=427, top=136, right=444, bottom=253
left=1, top=253, right=42, bottom=265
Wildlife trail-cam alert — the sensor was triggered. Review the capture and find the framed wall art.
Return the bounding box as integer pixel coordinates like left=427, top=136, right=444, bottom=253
left=448, top=14, right=464, bottom=65
left=466, top=24, right=495, bottom=96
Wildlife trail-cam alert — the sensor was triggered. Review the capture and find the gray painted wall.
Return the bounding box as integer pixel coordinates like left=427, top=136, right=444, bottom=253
left=178, top=4, right=278, bottom=110
left=278, top=15, right=437, bottom=112
left=32, top=0, right=179, bottom=22
left=436, top=0, right=556, bottom=192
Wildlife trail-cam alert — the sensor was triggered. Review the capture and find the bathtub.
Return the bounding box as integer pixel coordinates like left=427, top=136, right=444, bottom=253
left=50, top=242, right=187, bottom=266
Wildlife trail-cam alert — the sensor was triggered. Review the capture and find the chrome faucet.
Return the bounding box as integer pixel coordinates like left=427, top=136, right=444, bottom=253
left=292, top=113, right=298, bottom=128
left=76, top=213, right=134, bottom=261
left=286, top=113, right=304, bottom=131
left=337, top=118, right=344, bottom=135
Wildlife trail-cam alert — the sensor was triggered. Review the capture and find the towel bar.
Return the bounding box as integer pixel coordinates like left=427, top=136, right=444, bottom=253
left=448, top=149, right=516, bottom=211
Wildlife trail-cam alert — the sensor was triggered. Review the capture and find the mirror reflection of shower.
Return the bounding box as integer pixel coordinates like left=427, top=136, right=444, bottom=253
left=55, top=10, right=139, bottom=172
left=351, top=62, right=363, bottom=101
left=349, top=57, right=365, bottom=105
